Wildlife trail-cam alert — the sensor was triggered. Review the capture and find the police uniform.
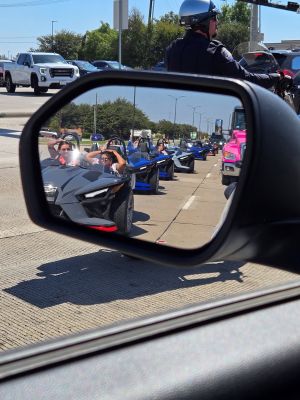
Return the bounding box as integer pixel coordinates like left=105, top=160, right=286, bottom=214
left=166, top=30, right=279, bottom=89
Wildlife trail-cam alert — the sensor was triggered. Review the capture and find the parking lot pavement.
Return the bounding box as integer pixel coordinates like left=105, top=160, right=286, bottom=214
left=0, top=87, right=59, bottom=114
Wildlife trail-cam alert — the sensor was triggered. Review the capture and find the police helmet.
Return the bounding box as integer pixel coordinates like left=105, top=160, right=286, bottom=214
left=179, top=0, right=220, bottom=27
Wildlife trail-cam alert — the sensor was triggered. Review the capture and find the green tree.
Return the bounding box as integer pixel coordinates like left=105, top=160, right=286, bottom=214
left=217, top=2, right=251, bottom=52
left=122, top=9, right=148, bottom=68
left=34, top=30, right=83, bottom=59
left=80, top=22, right=118, bottom=61
left=98, top=98, right=151, bottom=139
left=148, top=17, right=184, bottom=68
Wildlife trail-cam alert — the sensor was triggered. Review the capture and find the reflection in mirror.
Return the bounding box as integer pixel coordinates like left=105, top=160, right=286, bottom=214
left=38, top=85, right=246, bottom=249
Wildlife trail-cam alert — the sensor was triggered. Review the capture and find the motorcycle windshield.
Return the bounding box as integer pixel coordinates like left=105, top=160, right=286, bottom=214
left=233, top=41, right=279, bottom=74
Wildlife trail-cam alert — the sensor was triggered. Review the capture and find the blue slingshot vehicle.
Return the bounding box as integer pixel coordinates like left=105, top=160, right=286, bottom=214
left=128, top=137, right=175, bottom=183
left=180, top=138, right=210, bottom=160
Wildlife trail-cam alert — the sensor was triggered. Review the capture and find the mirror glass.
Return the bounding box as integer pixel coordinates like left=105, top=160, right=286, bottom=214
left=38, top=85, right=246, bottom=249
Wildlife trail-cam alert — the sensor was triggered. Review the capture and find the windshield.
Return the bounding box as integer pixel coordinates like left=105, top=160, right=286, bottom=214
left=211, top=135, right=224, bottom=141
left=32, top=54, right=67, bottom=64
left=108, top=61, right=128, bottom=70
left=235, top=42, right=279, bottom=73
left=75, top=61, right=98, bottom=71
left=232, top=108, right=246, bottom=130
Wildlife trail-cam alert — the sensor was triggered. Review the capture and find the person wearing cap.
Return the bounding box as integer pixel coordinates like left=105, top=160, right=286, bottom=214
left=165, top=0, right=290, bottom=89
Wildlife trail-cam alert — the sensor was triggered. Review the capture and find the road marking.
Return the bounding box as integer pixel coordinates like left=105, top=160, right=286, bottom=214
left=182, top=195, right=196, bottom=210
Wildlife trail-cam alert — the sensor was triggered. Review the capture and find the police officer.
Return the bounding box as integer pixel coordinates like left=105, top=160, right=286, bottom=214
left=166, top=0, right=289, bottom=90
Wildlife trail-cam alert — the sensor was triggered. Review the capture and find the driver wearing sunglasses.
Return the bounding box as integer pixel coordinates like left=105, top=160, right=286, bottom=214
left=86, top=146, right=126, bottom=175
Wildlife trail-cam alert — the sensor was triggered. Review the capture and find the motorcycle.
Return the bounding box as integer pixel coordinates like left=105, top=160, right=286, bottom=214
left=233, top=41, right=295, bottom=111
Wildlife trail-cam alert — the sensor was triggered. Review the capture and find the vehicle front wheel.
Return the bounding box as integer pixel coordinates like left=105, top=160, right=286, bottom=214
left=149, top=168, right=159, bottom=194
left=188, top=159, right=195, bottom=173
left=111, top=186, right=134, bottom=235
left=167, top=162, right=174, bottom=180
left=6, top=75, right=16, bottom=93
left=31, top=75, right=41, bottom=95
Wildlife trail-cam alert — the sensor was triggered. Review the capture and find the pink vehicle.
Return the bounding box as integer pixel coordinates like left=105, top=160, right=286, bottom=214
left=221, top=107, right=246, bottom=186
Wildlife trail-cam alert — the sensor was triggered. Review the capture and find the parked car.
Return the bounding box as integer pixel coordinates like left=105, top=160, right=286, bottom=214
left=0, top=59, right=12, bottom=86
left=67, top=60, right=98, bottom=76
left=3, top=52, right=79, bottom=95
left=92, top=60, right=132, bottom=71
left=270, top=49, right=300, bottom=77
left=151, top=61, right=167, bottom=72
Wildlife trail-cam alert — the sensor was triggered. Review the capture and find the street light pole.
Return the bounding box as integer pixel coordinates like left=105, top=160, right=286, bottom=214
left=51, top=20, right=57, bottom=51
left=168, top=95, right=186, bottom=142
left=188, top=105, right=201, bottom=132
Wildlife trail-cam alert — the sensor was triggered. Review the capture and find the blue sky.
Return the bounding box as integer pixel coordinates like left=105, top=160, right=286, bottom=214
left=0, top=0, right=299, bottom=59
left=74, top=85, right=241, bottom=130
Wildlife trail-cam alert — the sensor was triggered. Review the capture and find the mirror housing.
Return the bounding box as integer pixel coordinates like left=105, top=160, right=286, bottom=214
left=19, top=70, right=300, bottom=269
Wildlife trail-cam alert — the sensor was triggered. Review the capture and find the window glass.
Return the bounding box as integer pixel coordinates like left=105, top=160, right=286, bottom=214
left=0, top=2, right=300, bottom=356
left=291, top=56, right=300, bottom=70
left=17, top=54, right=26, bottom=65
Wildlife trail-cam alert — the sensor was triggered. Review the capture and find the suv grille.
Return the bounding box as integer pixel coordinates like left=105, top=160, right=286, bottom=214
left=49, top=68, right=74, bottom=78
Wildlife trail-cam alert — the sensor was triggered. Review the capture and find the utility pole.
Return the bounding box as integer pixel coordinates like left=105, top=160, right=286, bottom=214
left=188, top=105, right=201, bottom=129
left=249, top=5, right=261, bottom=46
left=51, top=20, right=57, bottom=52
left=113, top=0, right=128, bottom=69
left=148, top=0, right=155, bottom=27
left=168, top=95, right=186, bottom=142
left=131, top=87, right=137, bottom=137
left=94, top=93, right=98, bottom=134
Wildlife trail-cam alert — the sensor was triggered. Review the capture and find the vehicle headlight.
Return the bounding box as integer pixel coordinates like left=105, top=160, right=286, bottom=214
left=39, top=67, right=47, bottom=74
left=74, top=67, right=80, bottom=76
left=44, top=184, right=57, bottom=201
left=223, top=151, right=236, bottom=160
left=44, top=184, right=57, bottom=195
left=84, top=188, right=108, bottom=199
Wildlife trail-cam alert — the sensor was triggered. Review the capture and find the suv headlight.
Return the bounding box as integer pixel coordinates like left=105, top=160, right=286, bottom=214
left=74, top=67, right=80, bottom=76
left=39, top=67, right=47, bottom=75
left=223, top=151, right=236, bottom=160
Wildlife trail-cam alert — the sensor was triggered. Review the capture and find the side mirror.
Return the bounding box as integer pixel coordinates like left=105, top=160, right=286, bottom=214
left=19, top=71, right=300, bottom=269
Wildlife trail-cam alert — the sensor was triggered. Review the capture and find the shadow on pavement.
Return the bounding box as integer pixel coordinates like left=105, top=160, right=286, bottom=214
left=0, top=128, right=21, bottom=138
left=4, top=249, right=245, bottom=308
left=1, top=91, right=54, bottom=97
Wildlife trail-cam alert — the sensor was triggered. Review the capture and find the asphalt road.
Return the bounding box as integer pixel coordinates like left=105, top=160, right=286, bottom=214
left=0, top=90, right=299, bottom=353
